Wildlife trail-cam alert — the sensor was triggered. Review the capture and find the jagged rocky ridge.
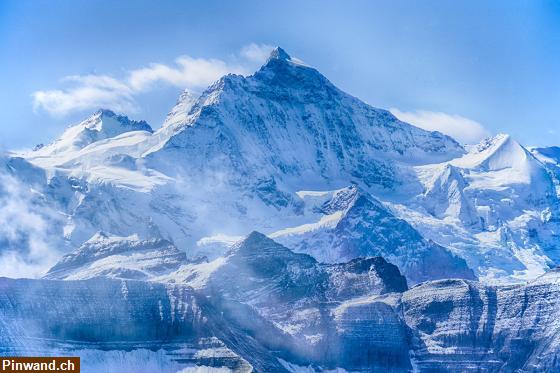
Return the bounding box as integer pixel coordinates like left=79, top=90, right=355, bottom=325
left=270, top=185, right=474, bottom=284
left=34, top=109, right=152, bottom=156
left=3, top=233, right=560, bottom=371
left=44, top=232, right=187, bottom=280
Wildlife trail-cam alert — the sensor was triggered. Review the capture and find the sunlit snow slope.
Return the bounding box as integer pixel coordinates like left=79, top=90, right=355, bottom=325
left=3, top=47, right=558, bottom=285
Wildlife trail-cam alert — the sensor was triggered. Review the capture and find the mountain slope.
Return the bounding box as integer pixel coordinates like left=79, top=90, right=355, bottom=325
left=8, top=47, right=559, bottom=285
left=270, top=186, right=474, bottom=284
left=146, top=47, right=464, bottom=191
left=393, top=134, right=560, bottom=283
left=163, top=232, right=413, bottom=371
left=13, top=47, right=472, bottom=284
left=38, top=231, right=413, bottom=371
left=44, top=233, right=187, bottom=280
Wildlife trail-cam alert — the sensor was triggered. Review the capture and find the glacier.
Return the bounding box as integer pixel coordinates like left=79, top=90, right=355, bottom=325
left=1, top=47, right=560, bottom=371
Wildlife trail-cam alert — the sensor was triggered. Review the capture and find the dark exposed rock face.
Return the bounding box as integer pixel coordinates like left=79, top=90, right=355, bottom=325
left=0, top=277, right=283, bottom=372
left=198, top=232, right=412, bottom=371
left=402, top=273, right=560, bottom=372
left=207, top=231, right=408, bottom=301
left=2, top=266, right=560, bottom=371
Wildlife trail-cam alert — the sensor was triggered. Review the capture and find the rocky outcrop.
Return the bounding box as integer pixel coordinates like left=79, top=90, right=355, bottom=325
left=4, top=262, right=560, bottom=371
left=402, top=271, right=560, bottom=371
left=0, top=277, right=284, bottom=372
left=44, top=233, right=187, bottom=280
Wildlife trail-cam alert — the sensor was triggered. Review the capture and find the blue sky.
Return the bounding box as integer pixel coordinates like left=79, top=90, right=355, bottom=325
left=1, top=0, right=560, bottom=148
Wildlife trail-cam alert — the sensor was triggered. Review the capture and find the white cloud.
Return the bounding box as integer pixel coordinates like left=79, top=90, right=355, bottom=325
left=390, top=108, right=490, bottom=144
left=0, top=172, right=64, bottom=278
left=128, top=56, right=247, bottom=91
left=32, top=75, right=136, bottom=116
left=239, top=43, right=274, bottom=63
left=32, top=43, right=273, bottom=116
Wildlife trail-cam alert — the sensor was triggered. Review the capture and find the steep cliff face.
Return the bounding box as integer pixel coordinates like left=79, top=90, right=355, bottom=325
left=4, top=266, right=560, bottom=372
left=402, top=272, right=560, bottom=371
left=0, top=277, right=283, bottom=372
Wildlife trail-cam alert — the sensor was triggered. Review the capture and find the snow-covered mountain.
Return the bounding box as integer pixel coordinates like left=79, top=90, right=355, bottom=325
left=147, top=47, right=464, bottom=187
left=32, top=109, right=152, bottom=157
left=3, top=46, right=560, bottom=371
left=12, top=47, right=472, bottom=282
left=44, top=233, right=187, bottom=280
left=7, top=48, right=559, bottom=286
left=2, top=45, right=558, bottom=288
left=391, top=133, right=560, bottom=283
left=270, top=186, right=474, bottom=284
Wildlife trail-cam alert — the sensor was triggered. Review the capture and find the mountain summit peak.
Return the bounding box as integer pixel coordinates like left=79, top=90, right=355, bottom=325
left=29, top=110, right=153, bottom=156
left=77, top=109, right=152, bottom=134
left=93, top=108, right=117, bottom=118
left=267, top=47, right=291, bottom=62
left=162, top=89, right=198, bottom=128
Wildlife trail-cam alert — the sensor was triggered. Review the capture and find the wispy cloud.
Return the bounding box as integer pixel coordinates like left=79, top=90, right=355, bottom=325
left=32, top=44, right=273, bottom=117
left=239, top=43, right=274, bottom=63
left=128, top=56, right=247, bottom=92
left=0, top=172, right=64, bottom=278
left=33, top=75, right=136, bottom=116
left=390, top=108, right=490, bottom=144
